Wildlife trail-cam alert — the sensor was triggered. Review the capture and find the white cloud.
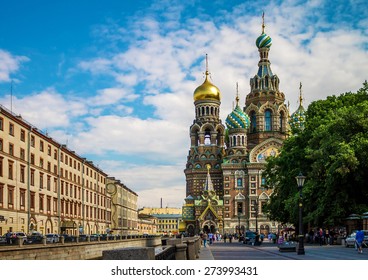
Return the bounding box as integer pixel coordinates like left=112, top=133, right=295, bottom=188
left=90, top=87, right=139, bottom=106
left=0, top=49, right=29, bottom=82
left=0, top=88, right=87, bottom=130
left=68, top=115, right=188, bottom=162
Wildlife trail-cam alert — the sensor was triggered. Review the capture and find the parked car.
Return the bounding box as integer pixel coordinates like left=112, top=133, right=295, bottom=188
left=27, top=232, right=43, bottom=244
left=78, top=234, right=88, bottom=241
left=345, top=233, right=356, bottom=247
left=0, top=234, right=7, bottom=244
left=346, top=230, right=368, bottom=248
left=46, top=234, right=59, bottom=243
left=11, top=232, right=28, bottom=244
left=60, top=234, right=75, bottom=242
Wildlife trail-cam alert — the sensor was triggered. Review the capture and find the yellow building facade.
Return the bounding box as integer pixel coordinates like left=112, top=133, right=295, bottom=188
left=0, top=104, right=137, bottom=236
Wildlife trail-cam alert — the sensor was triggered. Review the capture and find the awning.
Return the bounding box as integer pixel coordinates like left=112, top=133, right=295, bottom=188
left=61, top=221, right=77, bottom=228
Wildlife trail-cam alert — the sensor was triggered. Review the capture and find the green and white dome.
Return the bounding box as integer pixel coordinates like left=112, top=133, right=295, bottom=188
left=226, top=105, right=250, bottom=129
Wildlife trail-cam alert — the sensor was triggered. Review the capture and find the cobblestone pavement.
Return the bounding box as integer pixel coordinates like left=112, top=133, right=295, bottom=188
left=205, top=240, right=368, bottom=260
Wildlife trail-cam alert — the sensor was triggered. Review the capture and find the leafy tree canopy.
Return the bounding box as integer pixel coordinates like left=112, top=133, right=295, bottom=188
left=264, top=82, right=368, bottom=228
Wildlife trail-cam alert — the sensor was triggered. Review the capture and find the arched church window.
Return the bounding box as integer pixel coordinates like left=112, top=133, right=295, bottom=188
left=204, top=129, right=211, bottom=145
left=201, top=107, right=205, bottom=116
left=237, top=202, right=243, bottom=214
left=233, top=135, right=236, bottom=146
left=206, top=107, right=209, bottom=115
left=265, top=109, right=272, bottom=131
left=250, top=111, right=257, bottom=132
left=211, top=107, right=214, bottom=115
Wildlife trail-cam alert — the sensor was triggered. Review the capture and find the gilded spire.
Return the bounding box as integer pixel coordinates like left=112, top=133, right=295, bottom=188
left=193, top=54, right=221, bottom=101
left=262, top=11, right=265, bottom=34
left=204, top=164, right=214, bottom=192
left=205, top=53, right=210, bottom=76
left=299, top=82, right=303, bottom=106
left=236, top=82, right=240, bottom=107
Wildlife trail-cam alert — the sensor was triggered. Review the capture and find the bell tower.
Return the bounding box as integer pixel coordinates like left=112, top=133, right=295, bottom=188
left=244, top=13, right=288, bottom=149
left=184, top=55, right=225, bottom=197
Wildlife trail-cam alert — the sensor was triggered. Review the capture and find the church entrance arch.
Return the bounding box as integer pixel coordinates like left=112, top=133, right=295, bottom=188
left=202, top=220, right=217, bottom=234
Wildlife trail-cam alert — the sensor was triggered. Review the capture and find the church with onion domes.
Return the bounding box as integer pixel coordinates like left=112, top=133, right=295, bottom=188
left=182, top=15, right=306, bottom=236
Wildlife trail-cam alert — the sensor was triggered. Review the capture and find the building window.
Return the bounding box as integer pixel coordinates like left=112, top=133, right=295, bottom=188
left=8, top=161, right=13, bottom=179
left=54, top=198, right=57, bottom=212
left=20, top=165, right=25, bottom=183
left=0, top=138, right=3, bottom=151
left=20, top=189, right=26, bottom=207
left=237, top=178, right=243, bottom=187
left=0, top=117, right=3, bottom=130
left=39, top=173, right=44, bottom=189
left=40, top=158, right=44, bottom=168
left=20, top=148, right=25, bottom=160
left=20, top=129, right=26, bottom=141
left=9, top=123, right=14, bottom=136
left=40, top=140, right=44, bottom=152
left=0, top=184, right=4, bottom=205
left=31, top=153, right=35, bottom=164
left=9, top=143, right=14, bottom=156
left=54, top=149, right=57, bottom=160
left=47, top=145, right=51, bottom=156
left=250, top=111, right=257, bottom=132
left=47, top=196, right=51, bottom=212
left=47, top=176, right=51, bottom=191
left=8, top=187, right=14, bottom=206
left=39, top=195, right=44, bottom=211
left=30, top=169, right=35, bottom=186
left=265, top=109, right=272, bottom=131
left=30, top=135, right=35, bottom=147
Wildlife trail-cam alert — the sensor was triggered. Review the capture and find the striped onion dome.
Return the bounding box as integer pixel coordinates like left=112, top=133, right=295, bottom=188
left=256, top=32, right=272, bottom=49
left=225, top=105, right=250, bottom=129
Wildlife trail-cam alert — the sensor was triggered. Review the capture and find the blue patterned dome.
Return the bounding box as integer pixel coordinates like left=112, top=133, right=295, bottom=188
left=256, top=32, right=272, bottom=49
left=226, top=105, right=250, bottom=129
left=289, top=105, right=306, bottom=132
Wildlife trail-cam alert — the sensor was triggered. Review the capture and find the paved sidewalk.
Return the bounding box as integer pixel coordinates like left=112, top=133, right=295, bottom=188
left=198, top=245, right=214, bottom=260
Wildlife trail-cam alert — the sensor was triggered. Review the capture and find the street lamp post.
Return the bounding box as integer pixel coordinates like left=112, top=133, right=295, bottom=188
left=254, top=199, right=258, bottom=234
left=296, top=172, right=306, bottom=255
left=238, top=213, right=241, bottom=238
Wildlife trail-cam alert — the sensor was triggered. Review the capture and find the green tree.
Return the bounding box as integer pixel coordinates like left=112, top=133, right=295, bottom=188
left=264, top=82, right=368, bottom=228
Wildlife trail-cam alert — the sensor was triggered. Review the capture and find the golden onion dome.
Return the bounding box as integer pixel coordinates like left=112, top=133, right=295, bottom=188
left=193, top=71, right=221, bottom=102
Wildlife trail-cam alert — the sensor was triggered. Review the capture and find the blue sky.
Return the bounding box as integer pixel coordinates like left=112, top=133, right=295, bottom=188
left=0, top=0, right=367, bottom=208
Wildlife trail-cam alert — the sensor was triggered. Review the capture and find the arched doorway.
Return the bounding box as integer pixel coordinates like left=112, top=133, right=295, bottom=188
left=187, top=224, right=195, bottom=236
left=45, top=219, right=53, bottom=234
left=202, top=220, right=217, bottom=234
left=260, top=224, right=270, bottom=236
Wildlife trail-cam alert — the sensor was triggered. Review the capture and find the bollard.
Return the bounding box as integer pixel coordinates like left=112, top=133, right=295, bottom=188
left=185, top=240, right=196, bottom=260
left=42, top=235, right=47, bottom=246
left=87, top=235, right=91, bottom=242
left=60, top=235, right=65, bottom=244
left=175, top=244, right=187, bottom=260
left=194, top=238, right=200, bottom=258
left=76, top=236, right=79, bottom=243
left=17, top=236, right=24, bottom=247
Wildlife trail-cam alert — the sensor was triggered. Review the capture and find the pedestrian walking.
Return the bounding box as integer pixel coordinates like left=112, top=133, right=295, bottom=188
left=202, top=232, right=208, bottom=247
left=356, top=230, right=364, bottom=254
left=6, top=230, right=12, bottom=244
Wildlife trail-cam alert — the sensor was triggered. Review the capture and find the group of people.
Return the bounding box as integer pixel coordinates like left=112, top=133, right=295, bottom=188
left=200, top=232, right=222, bottom=247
